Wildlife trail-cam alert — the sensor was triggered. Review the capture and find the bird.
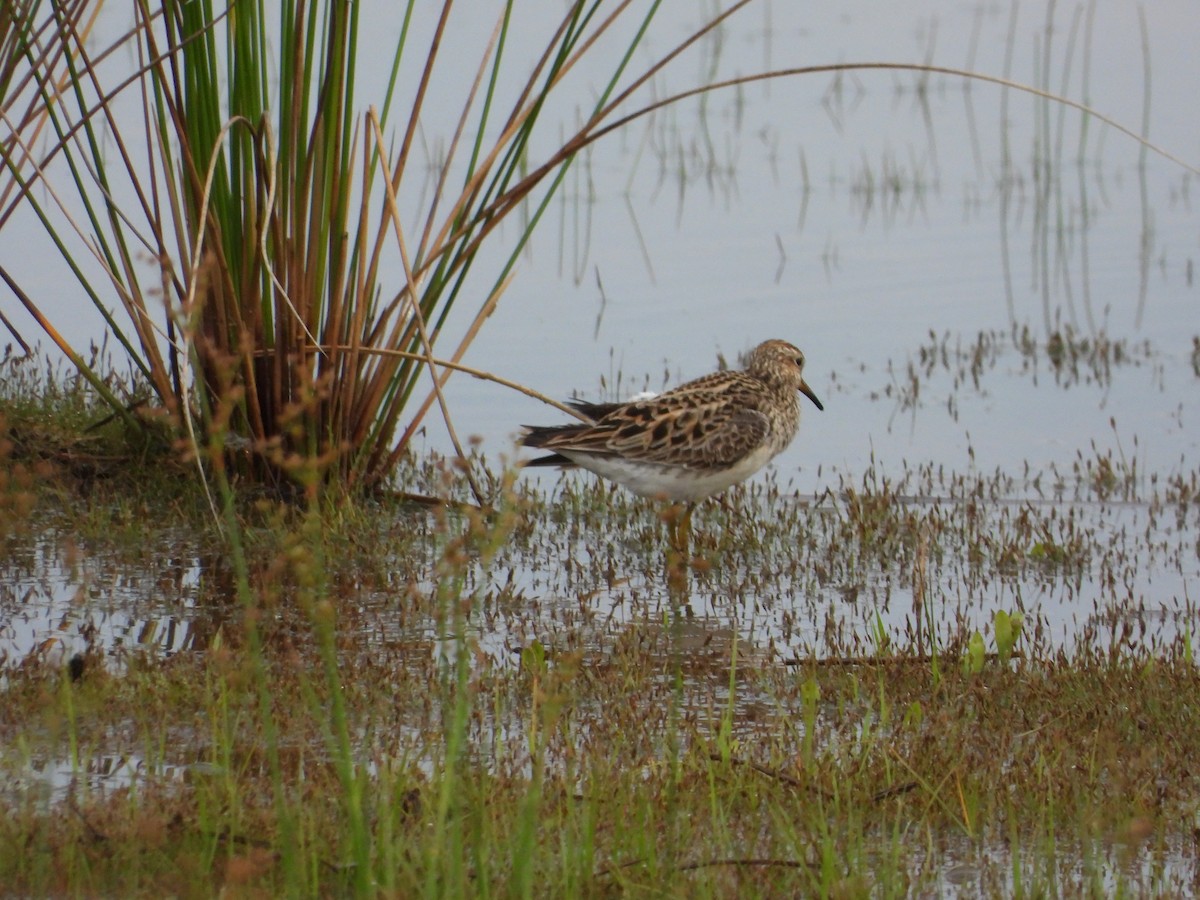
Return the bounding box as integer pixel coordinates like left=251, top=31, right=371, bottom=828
left=520, top=339, right=823, bottom=571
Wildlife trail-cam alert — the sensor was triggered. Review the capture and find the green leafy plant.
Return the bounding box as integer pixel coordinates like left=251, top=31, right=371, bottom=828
left=963, top=630, right=986, bottom=675
left=994, top=609, right=1024, bottom=666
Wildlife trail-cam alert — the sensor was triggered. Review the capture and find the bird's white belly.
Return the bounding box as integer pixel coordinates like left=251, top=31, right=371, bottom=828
left=563, top=444, right=778, bottom=502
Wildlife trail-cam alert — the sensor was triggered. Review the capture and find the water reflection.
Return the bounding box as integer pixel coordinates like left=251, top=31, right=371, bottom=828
left=2, top=752, right=190, bottom=809
left=0, top=533, right=213, bottom=673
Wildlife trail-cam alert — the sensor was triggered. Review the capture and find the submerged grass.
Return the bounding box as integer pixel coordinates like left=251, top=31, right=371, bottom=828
left=3, top=579, right=1199, bottom=895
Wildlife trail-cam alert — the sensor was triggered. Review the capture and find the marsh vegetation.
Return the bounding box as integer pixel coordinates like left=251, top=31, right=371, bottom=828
left=2, top=0, right=1200, bottom=896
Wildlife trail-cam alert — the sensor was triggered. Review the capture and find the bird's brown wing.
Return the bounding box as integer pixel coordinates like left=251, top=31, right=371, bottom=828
left=524, top=373, right=770, bottom=470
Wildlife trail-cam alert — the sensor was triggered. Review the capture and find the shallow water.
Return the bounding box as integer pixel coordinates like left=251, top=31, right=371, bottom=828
left=0, top=528, right=207, bottom=671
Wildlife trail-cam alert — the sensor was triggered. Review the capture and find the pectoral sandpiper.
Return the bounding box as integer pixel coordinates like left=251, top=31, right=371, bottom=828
left=521, top=339, right=823, bottom=570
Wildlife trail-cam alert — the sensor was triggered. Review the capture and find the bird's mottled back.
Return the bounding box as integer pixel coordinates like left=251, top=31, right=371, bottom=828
left=521, top=339, right=823, bottom=502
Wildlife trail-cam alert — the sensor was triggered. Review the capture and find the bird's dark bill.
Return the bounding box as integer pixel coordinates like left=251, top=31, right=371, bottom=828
left=800, top=380, right=824, bottom=411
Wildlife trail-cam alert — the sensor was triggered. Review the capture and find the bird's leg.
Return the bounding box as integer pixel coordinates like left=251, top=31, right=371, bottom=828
left=664, top=502, right=694, bottom=599
left=679, top=502, right=694, bottom=556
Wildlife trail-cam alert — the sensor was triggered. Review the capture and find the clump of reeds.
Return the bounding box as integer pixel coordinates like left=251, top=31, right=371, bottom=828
left=2, top=1, right=771, bottom=497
